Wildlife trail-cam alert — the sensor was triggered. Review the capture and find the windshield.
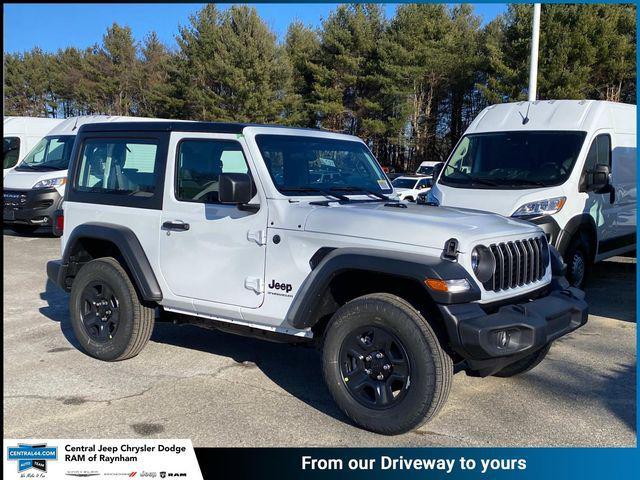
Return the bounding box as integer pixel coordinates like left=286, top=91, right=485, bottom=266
left=16, top=135, right=75, bottom=171
left=416, top=165, right=434, bottom=175
left=392, top=178, right=418, bottom=189
left=255, top=135, right=392, bottom=196
left=4, top=137, right=20, bottom=169
left=440, top=131, right=587, bottom=189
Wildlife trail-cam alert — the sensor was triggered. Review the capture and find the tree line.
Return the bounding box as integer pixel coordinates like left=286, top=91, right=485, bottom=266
left=4, top=3, right=636, bottom=171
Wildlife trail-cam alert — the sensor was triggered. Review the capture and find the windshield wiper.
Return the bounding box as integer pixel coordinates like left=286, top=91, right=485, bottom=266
left=329, top=186, right=389, bottom=201
left=280, top=187, right=349, bottom=201
left=30, top=164, right=66, bottom=171
left=15, top=163, right=36, bottom=170
left=498, top=178, right=549, bottom=187
left=444, top=165, right=499, bottom=187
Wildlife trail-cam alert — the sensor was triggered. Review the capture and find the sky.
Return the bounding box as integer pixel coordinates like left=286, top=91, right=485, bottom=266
left=4, top=3, right=507, bottom=53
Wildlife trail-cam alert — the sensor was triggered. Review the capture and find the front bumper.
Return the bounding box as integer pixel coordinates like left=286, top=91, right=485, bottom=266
left=3, top=188, right=63, bottom=227
left=439, top=284, right=588, bottom=376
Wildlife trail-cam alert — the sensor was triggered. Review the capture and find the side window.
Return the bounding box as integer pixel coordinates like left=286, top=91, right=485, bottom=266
left=176, top=139, right=249, bottom=203
left=417, top=179, right=431, bottom=190
left=75, top=139, right=160, bottom=195
left=582, top=134, right=611, bottom=190
left=3, top=137, right=20, bottom=169
left=448, top=136, right=471, bottom=172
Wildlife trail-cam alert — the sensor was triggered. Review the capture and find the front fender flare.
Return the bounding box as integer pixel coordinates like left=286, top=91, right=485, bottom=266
left=285, top=247, right=480, bottom=330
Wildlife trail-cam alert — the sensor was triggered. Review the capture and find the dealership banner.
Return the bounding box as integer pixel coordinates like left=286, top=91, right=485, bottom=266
left=4, top=442, right=640, bottom=479
left=3, top=439, right=202, bottom=479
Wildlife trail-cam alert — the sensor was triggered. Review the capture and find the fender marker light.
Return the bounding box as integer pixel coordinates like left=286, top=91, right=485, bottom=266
left=425, top=278, right=471, bottom=293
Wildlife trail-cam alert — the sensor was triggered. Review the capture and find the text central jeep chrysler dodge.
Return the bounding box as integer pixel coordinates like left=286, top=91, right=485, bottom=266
left=47, top=121, right=588, bottom=435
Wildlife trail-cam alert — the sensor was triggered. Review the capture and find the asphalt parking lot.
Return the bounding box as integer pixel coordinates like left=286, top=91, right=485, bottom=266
left=3, top=229, right=636, bottom=447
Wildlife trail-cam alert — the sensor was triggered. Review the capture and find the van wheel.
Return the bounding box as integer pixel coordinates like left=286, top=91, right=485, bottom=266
left=564, top=235, right=590, bottom=288
left=69, top=257, right=155, bottom=361
left=322, top=293, right=453, bottom=435
left=493, top=344, right=551, bottom=377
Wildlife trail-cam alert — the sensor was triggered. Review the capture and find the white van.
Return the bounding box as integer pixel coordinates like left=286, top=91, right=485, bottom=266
left=416, top=160, right=439, bottom=176
left=3, top=115, right=163, bottom=235
left=428, top=100, right=636, bottom=287
left=3, top=117, right=64, bottom=177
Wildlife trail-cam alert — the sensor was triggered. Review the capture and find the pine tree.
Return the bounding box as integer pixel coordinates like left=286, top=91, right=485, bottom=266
left=308, top=4, right=386, bottom=134
left=136, top=32, right=181, bottom=118
left=283, top=21, right=320, bottom=126
left=176, top=4, right=290, bottom=123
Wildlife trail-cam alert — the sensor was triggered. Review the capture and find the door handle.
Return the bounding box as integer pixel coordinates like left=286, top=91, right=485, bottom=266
left=162, top=221, right=190, bottom=231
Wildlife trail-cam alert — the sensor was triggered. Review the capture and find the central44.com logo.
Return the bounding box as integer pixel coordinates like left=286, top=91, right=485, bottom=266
left=6, top=443, right=58, bottom=475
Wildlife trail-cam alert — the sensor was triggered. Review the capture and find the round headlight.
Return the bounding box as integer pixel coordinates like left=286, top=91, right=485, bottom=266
left=471, top=245, right=496, bottom=283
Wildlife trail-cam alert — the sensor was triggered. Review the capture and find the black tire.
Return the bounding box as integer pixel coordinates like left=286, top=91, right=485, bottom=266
left=564, top=234, right=591, bottom=288
left=10, top=225, right=39, bottom=235
left=405, top=196, right=415, bottom=202
left=69, top=257, right=155, bottom=361
left=493, top=344, right=551, bottom=378
left=322, top=293, right=453, bottom=435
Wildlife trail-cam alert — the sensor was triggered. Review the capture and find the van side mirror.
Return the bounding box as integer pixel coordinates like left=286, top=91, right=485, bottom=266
left=219, top=173, right=253, bottom=204
left=591, top=164, right=610, bottom=192
left=432, top=162, right=444, bottom=180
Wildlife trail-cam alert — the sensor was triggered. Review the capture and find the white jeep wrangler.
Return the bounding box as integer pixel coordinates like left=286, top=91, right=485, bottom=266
left=47, top=121, right=588, bottom=435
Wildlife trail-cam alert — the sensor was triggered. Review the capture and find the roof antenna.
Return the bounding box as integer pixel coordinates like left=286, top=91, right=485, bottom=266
left=520, top=102, right=531, bottom=125
left=72, top=117, right=79, bottom=131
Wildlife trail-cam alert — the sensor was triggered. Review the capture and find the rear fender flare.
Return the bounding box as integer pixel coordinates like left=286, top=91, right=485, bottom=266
left=62, top=222, right=162, bottom=302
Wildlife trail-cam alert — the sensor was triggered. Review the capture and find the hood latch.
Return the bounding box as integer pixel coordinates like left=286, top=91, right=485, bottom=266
left=443, top=238, right=459, bottom=261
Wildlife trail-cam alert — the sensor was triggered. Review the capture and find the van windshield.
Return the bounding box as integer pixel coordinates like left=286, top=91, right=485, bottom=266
left=255, top=134, right=392, bottom=196
left=416, top=165, right=434, bottom=175
left=440, top=131, right=587, bottom=189
left=16, top=135, right=75, bottom=171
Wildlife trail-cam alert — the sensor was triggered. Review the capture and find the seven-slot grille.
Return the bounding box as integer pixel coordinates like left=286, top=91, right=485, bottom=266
left=482, top=236, right=549, bottom=292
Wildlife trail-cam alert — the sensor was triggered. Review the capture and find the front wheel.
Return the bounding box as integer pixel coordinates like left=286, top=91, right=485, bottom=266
left=564, top=235, right=591, bottom=288
left=69, top=257, right=155, bottom=361
left=322, top=293, right=453, bottom=435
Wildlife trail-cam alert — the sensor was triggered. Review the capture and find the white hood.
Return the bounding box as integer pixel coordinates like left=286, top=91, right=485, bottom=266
left=302, top=201, right=541, bottom=253
left=433, top=184, right=564, bottom=217
left=3, top=168, right=68, bottom=190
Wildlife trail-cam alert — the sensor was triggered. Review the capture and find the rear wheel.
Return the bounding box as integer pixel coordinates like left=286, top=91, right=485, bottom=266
left=493, top=344, right=551, bottom=377
left=10, top=225, right=39, bottom=235
left=69, top=257, right=155, bottom=361
left=322, top=293, right=452, bottom=435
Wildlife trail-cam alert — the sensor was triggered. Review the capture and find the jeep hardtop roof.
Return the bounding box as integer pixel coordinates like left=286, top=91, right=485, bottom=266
left=78, top=121, right=330, bottom=135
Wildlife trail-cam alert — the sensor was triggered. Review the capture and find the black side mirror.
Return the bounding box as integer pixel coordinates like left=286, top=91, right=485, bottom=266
left=432, top=162, right=444, bottom=180
left=591, top=164, right=610, bottom=192
left=219, top=172, right=253, bottom=204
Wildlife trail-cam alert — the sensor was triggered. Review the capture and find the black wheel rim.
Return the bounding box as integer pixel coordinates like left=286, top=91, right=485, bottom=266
left=79, top=281, right=120, bottom=343
left=339, top=325, right=411, bottom=410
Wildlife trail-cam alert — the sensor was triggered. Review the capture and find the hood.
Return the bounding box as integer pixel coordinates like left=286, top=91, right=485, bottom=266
left=433, top=184, right=564, bottom=217
left=303, top=201, right=542, bottom=253
left=3, top=168, right=68, bottom=190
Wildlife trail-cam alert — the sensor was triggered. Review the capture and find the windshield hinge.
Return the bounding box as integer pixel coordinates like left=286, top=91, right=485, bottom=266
left=247, top=229, right=267, bottom=246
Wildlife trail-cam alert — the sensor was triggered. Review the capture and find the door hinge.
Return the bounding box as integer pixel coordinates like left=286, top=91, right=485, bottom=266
left=244, top=277, right=264, bottom=294
left=247, top=229, right=267, bottom=246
